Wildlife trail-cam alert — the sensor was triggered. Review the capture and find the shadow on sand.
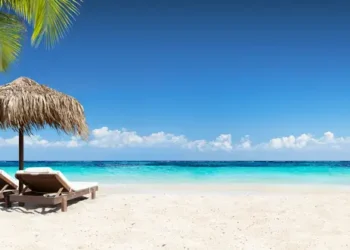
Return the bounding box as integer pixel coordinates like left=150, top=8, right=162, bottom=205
left=0, top=197, right=87, bottom=214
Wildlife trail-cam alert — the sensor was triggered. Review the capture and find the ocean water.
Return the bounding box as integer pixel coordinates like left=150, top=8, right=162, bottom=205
left=1, top=161, right=350, bottom=185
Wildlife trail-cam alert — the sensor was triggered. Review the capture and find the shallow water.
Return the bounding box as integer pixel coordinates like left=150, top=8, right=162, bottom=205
left=1, top=161, right=350, bottom=185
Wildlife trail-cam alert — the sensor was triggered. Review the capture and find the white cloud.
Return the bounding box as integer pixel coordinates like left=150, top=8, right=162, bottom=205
left=184, top=134, right=232, bottom=152
left=267, top=133, right=315, bottom=149
left=263, top=131, right=350, bottom=150
left=0, top=135, right=50, bottom=147
left=210, top=134, right=233, bottom=151
left=1, top=128, right=350, bottom=153
left=89, top=127, right=231, bottom=151
left=89, top=127, right=187, bottom=148
left=0, top=135, right=81, bottom=148
left=237, top=135, right=252, bottom=150
left=324, top=131, right=335, bottom=142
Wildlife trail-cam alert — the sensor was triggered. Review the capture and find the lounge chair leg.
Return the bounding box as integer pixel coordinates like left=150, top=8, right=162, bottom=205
left=4, top=194, right=11, bottom=208
left=91, top=189, right=96, bottom=200
left=61, top=196, right=67, bottom=212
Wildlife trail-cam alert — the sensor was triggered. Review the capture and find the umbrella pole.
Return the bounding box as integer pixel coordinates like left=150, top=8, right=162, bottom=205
left=19, top=128, right=24, bottom=193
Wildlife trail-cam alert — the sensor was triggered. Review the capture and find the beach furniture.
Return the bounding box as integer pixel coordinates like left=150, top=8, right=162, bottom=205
left=8, top=168, right=98, bottom=212
left=0, top=170, right=18, bottom=201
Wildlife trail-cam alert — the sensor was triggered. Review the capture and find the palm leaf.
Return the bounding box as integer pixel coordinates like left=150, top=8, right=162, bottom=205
left=31, top=0, right=81, bottom=48
left=1, top=0, right=81, bottom=48
left=0, top=0, right=81, bottom=72
left=0, top=12, right=25, bottom=71
left=0, top=0, right=32, bottom=21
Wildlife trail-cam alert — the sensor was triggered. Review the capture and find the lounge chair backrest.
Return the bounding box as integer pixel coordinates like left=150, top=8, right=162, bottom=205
left=0, top=170, right=18, bottom=190
left=16, top=171, right=72, bottom=193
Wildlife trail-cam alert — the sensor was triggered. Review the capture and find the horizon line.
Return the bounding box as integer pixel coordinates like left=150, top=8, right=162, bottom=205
left=1, top=160, right=350, bottom=162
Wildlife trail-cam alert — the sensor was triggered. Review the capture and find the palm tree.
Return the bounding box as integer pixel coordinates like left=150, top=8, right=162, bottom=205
left=0, top=0, right=82, bottom=72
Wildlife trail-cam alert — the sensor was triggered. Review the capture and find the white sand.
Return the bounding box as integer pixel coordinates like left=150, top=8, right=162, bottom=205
left=2, top=183, right=350, bottom=250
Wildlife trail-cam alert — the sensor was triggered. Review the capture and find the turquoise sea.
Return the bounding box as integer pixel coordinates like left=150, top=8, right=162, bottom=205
left=1, top=161, right=350, bottom=185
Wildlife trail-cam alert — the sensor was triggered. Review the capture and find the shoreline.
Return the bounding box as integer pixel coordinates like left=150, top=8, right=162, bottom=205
left=100, top=182, right=350, bottom=194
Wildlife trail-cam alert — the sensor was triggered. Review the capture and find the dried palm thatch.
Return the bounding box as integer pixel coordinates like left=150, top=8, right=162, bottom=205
left=0, top=76, right=88, bottom=192
left=0, top=77, right=88, bottom=139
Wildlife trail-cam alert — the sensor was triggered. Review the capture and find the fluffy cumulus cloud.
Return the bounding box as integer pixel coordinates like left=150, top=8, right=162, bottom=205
left=268, top=133, right=315, bottom=149
left=1, top=128, right=350, bottom=152
left=237, top=135, right=252, bottom=150
left=264, top=131, right=350, bottom=150
left=89, top=127, right=186, bottom=148
left=185, top=134, right=232, bottom=152
left=89, top=127, right=230, bottom=151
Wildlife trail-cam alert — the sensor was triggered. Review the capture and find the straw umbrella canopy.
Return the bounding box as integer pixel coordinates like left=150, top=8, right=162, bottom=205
left=0, top=77, right=88, bottom=191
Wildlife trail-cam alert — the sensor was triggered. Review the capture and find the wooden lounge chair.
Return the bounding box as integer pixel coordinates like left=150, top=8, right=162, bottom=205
left=8, top=168, right=98, bottom=212
left=0, top=170, right=18, bottom=200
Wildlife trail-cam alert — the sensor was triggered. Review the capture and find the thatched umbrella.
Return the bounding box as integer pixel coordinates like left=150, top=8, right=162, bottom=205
left=0, top=77, right=88, bottom=191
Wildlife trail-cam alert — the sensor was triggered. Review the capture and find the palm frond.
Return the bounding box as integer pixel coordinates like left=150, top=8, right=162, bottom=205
left=0, top=12, right=25, bottom=71
left=1, top=0, right=81, bottom=48
left=31, top=0, right=81, bottom=48
left=0, top=0, right=82, bottom=72
left=0, top=0, right=33, bottom=22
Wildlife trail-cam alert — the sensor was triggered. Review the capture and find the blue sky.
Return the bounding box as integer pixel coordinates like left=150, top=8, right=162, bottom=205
left=1, top=0, right=350, bottom=160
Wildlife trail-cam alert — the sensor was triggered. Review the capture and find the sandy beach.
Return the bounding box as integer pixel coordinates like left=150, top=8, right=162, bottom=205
left=1, top=183, right=350, bottom=250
